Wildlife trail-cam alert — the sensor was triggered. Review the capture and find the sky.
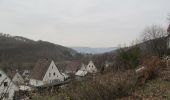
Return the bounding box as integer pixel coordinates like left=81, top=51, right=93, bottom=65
left=0, top=0, right=170, bottom=47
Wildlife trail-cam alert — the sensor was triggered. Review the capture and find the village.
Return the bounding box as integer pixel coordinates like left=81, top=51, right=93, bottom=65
left=0, top=1, right=170, bottom=100
left=0, top=58, right=101, bottom=100
left=0, top=32, right=170, bottom=99
left=0, top=25, right=170, bottom=100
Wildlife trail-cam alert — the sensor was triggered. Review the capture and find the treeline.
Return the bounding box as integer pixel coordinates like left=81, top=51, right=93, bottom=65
left=94, top=15, right=170, bottom=71
left=0, top=33, right=83, bottom=71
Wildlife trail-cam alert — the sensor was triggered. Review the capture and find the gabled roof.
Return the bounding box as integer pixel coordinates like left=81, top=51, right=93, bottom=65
left=7, top=70, right=17, bottom=79
left=75, top=70, right=88, bottom=77
left=65, top=61, right=82, bottom=72
left=30, top=58, right=51, bottom=80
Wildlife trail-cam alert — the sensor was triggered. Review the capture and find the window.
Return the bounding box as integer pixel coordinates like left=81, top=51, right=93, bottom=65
left=49, top=73, right=51, bottom=77
left=4, top=82, right=8, bottom=87
left=0, top=74, right=2, bottom=77
left=53, top=72, right=55, bottom=76
left=52, top=66, right=53, bottom=69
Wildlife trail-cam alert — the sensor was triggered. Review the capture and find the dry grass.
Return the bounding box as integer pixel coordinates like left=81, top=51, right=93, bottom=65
left=32, top=70, right=137, bottom=100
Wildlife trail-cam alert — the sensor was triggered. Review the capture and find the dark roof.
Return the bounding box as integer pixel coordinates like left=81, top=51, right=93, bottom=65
left=65, top=61, right=82, bottom=72
left=7, top=69, right=23, bottom=79
left=7, top=70, right=17, bottom=79
left=30, top=58, right=51, bottom=80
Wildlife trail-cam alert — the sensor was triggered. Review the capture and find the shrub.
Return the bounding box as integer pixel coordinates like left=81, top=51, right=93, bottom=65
left=32, top=71, right=137, bottom=100
left=114, top=46, right=141, bottom=70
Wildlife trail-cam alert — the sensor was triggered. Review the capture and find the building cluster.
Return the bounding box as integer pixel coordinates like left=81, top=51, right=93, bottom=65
left=0, top=58, right=99, bottom=100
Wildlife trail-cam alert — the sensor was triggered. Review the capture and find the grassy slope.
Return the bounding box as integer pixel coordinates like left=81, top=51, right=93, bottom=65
left=119, top=79, right=170, bottom=100
left=32, top=71, right=137, bottom=100
left=120, top=68, right=170, bottom=100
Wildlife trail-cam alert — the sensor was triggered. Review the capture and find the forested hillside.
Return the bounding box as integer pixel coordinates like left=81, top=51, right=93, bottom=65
left=0, top=33, right=82, bottom=71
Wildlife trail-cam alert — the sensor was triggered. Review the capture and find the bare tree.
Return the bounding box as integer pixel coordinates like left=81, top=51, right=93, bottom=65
left=142, top=25, right=167, bottom=41
left=142, top=25, right=167, bottom=56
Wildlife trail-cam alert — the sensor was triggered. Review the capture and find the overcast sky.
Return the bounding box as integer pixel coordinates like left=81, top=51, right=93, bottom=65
left=0, top=0, right=169, bottom=47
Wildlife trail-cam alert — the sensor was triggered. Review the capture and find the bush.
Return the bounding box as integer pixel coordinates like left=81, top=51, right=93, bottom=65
left=114, top=46, right=141, bottom=70
left=32, top=71, right=137, bottom=100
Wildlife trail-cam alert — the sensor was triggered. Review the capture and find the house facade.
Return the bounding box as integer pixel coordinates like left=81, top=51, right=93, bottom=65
left=7, top=70, right=24, bottom=86
left=29, top=58, right=64, bottom=87
left=75, top=64, right=88, bottom=77
left=12, top=72, right=24, bottom=86
left=22, top=70, right=31, bottom=82
left=86, top=61, right=97, bottom=73
left=0, top=70, right=19, bottom=100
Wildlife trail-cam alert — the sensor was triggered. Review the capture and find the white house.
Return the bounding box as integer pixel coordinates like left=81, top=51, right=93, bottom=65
left=64, top=61, right=81, bottom=74
left=75, top=64, right=88, bottom=77
left=22, top=70, right=31, bottom=82
left=86, top=61, right=97, bottom=73
left=12, top=72, right=24, bottom=86
left=0, top=70, right=19, bottom=100
left=29, top=58, right=65, bottom=87
left=7, top=70, right=24, bottom=86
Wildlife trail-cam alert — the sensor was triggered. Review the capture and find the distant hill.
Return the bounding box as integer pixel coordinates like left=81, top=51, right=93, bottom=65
left=0, top=33, right=82, bottom=70
left=71, top=47, right=117, bottom=54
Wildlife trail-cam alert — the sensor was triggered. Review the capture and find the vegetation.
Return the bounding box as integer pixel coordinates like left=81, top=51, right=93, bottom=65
left=32, top=71, right=137, bottom=100
left=114, top=45, right=141, bottom=70
left=0, top=33, right=83, bottom=71
left=141, top=25, right=168, bottom=56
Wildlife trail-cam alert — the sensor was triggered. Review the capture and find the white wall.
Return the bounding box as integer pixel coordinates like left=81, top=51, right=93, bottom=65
left=43, top=61, right=64, bottom=83
left=12, top=73, right=24, bottom=85
left=29, top=79, right=44, bottom=87
left=0, top=70, right=19, bottom=100
left=86, top=61, right=97, bottom=73
left=29, top=60, right=64, bottom=87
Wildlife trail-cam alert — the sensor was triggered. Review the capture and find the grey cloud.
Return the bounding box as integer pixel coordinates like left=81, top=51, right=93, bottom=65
left=0, top=0, right=170, bottom=47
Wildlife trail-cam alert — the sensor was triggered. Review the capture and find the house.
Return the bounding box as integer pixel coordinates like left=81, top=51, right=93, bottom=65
left=29, top=58, right=64, bottom=87
left=12, top=73, right=24, bottom=86
left=0, top=70, right=19, bottom=100
left=7, top=70, right=24, bottom=86
left=64, top=61, right=82, bottom=74
left=75, top=70, right=88, bottom=77
left=61, top=73, right=69, bottom=80
left=22, top=70, right=31, bottom=82
left=75, top=64, right=88, bottom=77
left=86, top=61, right=97, bottom=73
